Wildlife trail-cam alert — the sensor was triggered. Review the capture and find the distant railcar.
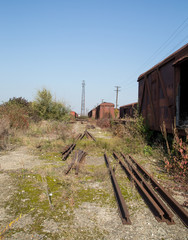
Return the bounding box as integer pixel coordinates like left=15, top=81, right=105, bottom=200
left=88, top=108, right=96, bottom=119
left=138, top=43, right=188, bottom=134
left=88, top=102, right=115, bottom=119
left=70, top=111, right=78, bottom=118
left=120, top=102, right=138, bottom=118
left=95, top=102, right=115, bottom=119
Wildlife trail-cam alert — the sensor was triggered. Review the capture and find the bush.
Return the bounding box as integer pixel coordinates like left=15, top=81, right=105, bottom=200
left=96, top=119, right=111, bottom=128
left=32, top=88, right=70, bottom=121
left=0, top=102, right=30, bottom=130
left=164, top=132, right=188, bottom=183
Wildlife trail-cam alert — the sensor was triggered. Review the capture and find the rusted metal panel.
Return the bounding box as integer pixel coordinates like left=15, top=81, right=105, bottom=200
left=138, top=43, right=188, bottom=134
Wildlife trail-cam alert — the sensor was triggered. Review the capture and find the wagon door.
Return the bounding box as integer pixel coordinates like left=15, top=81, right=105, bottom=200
left=176, top=58, right=188, bottom=127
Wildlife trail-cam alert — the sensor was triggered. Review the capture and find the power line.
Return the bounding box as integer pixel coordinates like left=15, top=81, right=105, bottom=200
left=123, top=16, right=188, bottom=87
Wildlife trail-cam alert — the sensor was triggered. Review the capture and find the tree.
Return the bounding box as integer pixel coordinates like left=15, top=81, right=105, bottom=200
left=32, top=88, right=70, bottom=121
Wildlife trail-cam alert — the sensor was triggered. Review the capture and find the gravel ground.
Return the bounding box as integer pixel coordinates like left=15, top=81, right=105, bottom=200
left=0, top=121, right=187, bottom=240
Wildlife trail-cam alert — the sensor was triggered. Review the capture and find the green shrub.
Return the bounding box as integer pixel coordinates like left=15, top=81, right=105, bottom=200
left=32, top=88, right=70, bottom=121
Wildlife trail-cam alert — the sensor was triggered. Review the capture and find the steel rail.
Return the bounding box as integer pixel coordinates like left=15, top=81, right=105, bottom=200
left=62, top=143, right=76, bottom=160
left=117, top=152, right=174, bottom=224
left=61, top=144, right=72, bottom=155
left=85, top=130, right=96, bottom=142
left=79, top=130, right=96, bottom=141
left=113, top=153, right=167, bottom=222
left=104, top=154, right=131, bottom=225
left=64, top=151, right=78, bottom=174
left=75, top=150, right=87, bottom=175
left=128, top=155, right=188, bottom=228
left=74, top=133, right=83, bottom=142
left=80, top=132, right=86, bottom=140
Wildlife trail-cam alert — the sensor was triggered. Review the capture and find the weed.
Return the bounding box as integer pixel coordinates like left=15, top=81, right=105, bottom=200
left=164, top=131, right=188, bottom=183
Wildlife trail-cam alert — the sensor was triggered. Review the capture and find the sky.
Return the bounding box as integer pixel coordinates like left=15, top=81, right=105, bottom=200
left=0, top=0, right=188, bottom=114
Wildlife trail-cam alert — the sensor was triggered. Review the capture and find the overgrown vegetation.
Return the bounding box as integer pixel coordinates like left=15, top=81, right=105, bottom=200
left=0, top=89, right=70, bottom=150
left=162, top=126, right=188, bottom=183
left=0, top=100, right=187, bottom=238
left=32, top=88, right=70, bottom=121
left=112, top=112, right=188, bottom=184
left=111, top=111, right=154, bottom=156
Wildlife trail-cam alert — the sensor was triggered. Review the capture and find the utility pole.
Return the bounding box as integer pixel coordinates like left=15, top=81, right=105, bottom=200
left=114, top=86, right=121, bottom=109
left=81, top=80, right=85, bottom=116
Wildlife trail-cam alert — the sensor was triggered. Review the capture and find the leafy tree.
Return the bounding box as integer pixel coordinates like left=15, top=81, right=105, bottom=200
left=32, top=88, right=70, bottom=121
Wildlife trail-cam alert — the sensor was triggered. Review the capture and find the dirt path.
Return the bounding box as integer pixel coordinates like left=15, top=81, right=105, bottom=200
left=0, top=121, right=187, bottom=240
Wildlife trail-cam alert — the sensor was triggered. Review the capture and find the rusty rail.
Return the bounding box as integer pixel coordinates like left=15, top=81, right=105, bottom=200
left=113, top=152, right=171, bottom=223
left=104, top=154, right=131, bottom=225
left=85, top=130, right=96, bottom=141
left=74, top=133, right=82, bottom=142
left=117, top=152, right=174, bottom=224
left=62, top=143, right=76, bottom=160
left=75, top=150, right=87, bottom=175
left=64, top=151, right=78, bottom=174
left=65, top=150, right=87, bottom=175
left=128, top=155, right=188, bottom=228
left=80, top=130, right=96, bottom=141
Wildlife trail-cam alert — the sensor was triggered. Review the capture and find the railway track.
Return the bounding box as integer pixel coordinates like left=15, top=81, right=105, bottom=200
left=127, top=154, right=188, bottom=227
left=113, top=152, right=174, bottom=225
left=61, top=130, right=95, bottom=160
left=62, top=130, right=95, bottom=173
left=110, top=152, right=188, bottom=227
left=61, top=129, right=188, bottom=227
left=104, top=154, right=131, bottom=225
left=64, top=150, right=87, bottom=175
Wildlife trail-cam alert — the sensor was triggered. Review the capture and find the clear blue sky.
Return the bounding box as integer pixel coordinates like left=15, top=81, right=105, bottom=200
left=0, top=0, right=188, bottom=114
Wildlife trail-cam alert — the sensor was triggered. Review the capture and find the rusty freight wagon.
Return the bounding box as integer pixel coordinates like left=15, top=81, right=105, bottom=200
left=119, top=102, right=138, bottom=118
left=88, top=108, right=96, bottom=119
left=138, top=43, right=188, bottom=134
left=70, top=111, right=78, bottom=119
left=95, top=102, right=115, bottom=119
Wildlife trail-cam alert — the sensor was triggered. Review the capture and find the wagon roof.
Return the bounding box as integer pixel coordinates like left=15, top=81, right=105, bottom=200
left=120, top=102, right=138, bottom=108
left=100, top=102, right=114, bottom=106
left=137, top=43, right=188, bottom=82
